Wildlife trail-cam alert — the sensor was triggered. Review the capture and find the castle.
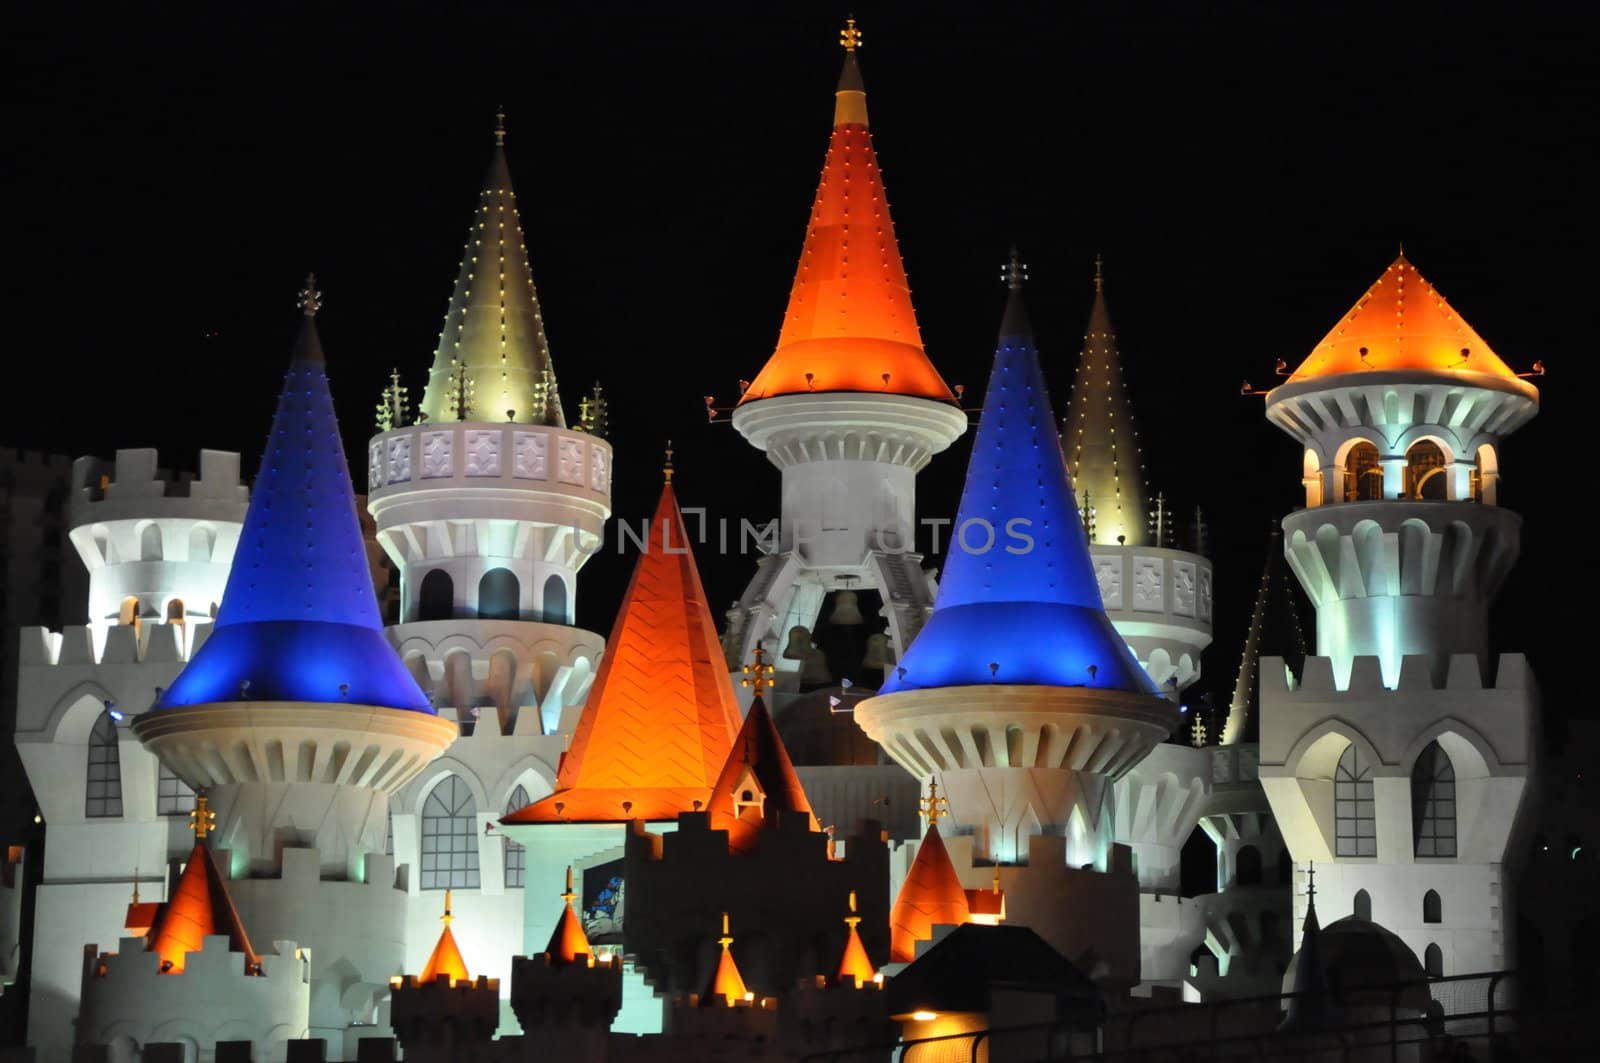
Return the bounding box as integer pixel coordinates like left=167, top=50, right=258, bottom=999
left=0, top=18, right=1556, bottom=1063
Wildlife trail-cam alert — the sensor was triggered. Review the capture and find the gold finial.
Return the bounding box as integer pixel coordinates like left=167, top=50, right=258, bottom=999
left=663, top=439, right=674, bottom=484
left=1002, top=245, right=1028, bottom=290
left=442, top=889, right=455, bottom=926
left=1093, top=254, right=1104, bottom=294
left=992, top=865, right=1001, bottom=894
left=189, top=793, right=216, bottom=842
left=297, top=272, right=322, bottom=316
left=132, top=870, right=140, bottom=906
left=1305, top=861, right=1315, bottom=901
left=561, top=866, right=577, bottom=907
left=919, top=778, right=948, bottom=826
left=839, top=16, right=862, bottom=52
left=495, top=107, right=506, bottom=147
left=719, top=911, right=734, bottom=949
left=844, top=889, right=861, bottom=930
left=740, top=644, right=776, bottom=697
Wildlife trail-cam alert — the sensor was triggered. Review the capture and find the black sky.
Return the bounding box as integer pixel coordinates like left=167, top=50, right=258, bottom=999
left=5, top=2, right=1594, bottom=723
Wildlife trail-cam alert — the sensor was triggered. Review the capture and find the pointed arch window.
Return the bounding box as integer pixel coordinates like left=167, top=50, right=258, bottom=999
left=1353, top=888, right=1373, bottom=921
left=504, top=785, right=531, bottom=888
left=85, top=710, right=124, bottom=818
left=1412, top=741, right=1457, bottom=857
left=1335, top=743, right=1376, bottom=856
left=420, top=775, right=479, bottom=890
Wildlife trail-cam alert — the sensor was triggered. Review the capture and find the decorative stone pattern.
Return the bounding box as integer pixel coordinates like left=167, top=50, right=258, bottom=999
left=513, top=432, right=548, bottom=479
left=590, top=444, right=609, bottom=493
left=465, top=431, right=501, bottom=477
left=368, top=442, right=384, bottom=491
left=1132, top=556, right=1165, bottom=613
left=387, top=436, right=412, bottom=485
left=420, top=431, right=453, bottom=479
left=1198, top=567, right=1213, bottom=622
left=1173, top=560, right=1197, bottom=618
left=557, top=438, right=584, bottom=485
left=1096, top=558, right=1123, bottom=610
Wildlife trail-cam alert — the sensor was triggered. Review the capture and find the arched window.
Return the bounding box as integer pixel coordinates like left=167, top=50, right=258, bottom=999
left=1345, top=442, right=1383, bottom=502
left=1424, top=889, right=1443, bottom=924
left=85, top=710, right=123, bottom=818
left=1425, top=943, right=1444, bottom=978
left=166, top=599, right=185, bottom=624
left=1353, top=888, right=1372, bottom=921
left=1412, top=741, right=1457, bottom=857
left=504, top=785, right=532, bottom=888
left=478, top=568, right=520, bottom=621
left=543, top=574, right=568, bottom=625
left=189, top=524, right=215, bottom=561
left=1406, top=441, right=1448, bottom=500
left=1335, top=744, right=1377, bottom=857
left=420, top=775, right=479, bottom=890
left=118, top=597, right=140, bottom=627
left=157, top=762, right=194, bottom=815
left=417, top=569, right=454, bottom=622
left=1237, top=845, right=1263, bottom=886
left=1278, top=849, right=1293, bottom=886
left=140, top=523, right=163, bottom=561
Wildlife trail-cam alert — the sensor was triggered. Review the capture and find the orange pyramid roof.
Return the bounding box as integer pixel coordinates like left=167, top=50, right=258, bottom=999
left=837, top=890, right=877, bottom=985
left=1287, top=254, right=1517, bottom=384
left=544, top=868, right=593, bottom=965
left=889, top=822, right=972, bottom=963
left=146, top=844, right=260, bottom=974
left=508, top=481, right=742, bottom=824
left=706, top=695, right=819, bottom=854
left=704, top=913, right=750, bottom=1006
left=738, top=47, right=954, bottom=405
left=419, top=891, right=471, bottom=985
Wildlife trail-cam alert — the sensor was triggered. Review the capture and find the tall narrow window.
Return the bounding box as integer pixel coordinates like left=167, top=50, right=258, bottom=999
left=542, top=574, right=568, bottom=625
left=417, top=569, right=454, bottom=622
left=478, top=568, right=520, bottom=621
left=1335, top=743, right=1377, bottom=856
left=1412, top=742, right=1457, bottom=857
left=1345, top=442, right=1383, bottom=502
left=1406, top=441, right=1447, bottom=500
left=1423, top=889, right=1443, bottom=924
left=85, top=710, right=124, bottom=818
left=1425, top=943, right=1444, bottom=978
left=157, top=762, right=195, bottom=815
left=504, top=785, right=532, bottom=888
left=420, top=775, right=479, bottom=890
left=1353, top=888, right=1372, bottom=921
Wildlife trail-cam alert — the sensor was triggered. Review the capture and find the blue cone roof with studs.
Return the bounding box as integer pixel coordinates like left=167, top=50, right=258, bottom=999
left=878, top=280, right=1156, bottom=695
left=158, top=295, right=433, bottom=712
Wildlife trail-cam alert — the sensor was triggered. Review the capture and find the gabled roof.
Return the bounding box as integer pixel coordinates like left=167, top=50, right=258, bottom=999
left=508, top=481, right=741, bottom=824
left=878, top=280, right=1156, bottom=696
left=419, top=113, right=564, bottom=427
left=738, top=39, right=954, bottom=405
left=158, top=286, right=431, bottom=713
left=1286, top=254, right=1517, bottom=384
left=705, top=696, right=819, bottom=854
left=146, top=844, right=259, bottom=974
left=889, top=822, right=971, bottom=963
left=886, top=923, right=1098, bottom=1018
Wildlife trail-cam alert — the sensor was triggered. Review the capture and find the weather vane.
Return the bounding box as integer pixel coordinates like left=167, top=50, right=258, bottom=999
left=298, top=272, right=322, bottom=316
left=663, top=439, right=674, bottom=484
left=840, top=16, right=862, bottom=53
left=741, top=644, right=775, bottom=697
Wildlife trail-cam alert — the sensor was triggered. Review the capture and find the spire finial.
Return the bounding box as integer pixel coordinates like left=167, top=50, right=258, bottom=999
left=919, top=778, right=948, bottom=826
left=663, top=439, right=675, bottom=484
left=297, top=273, right=322, bottom=317
left=1397, top=240, right=1405, bottom=259
left=719, top=911, right=734, bottom=949
left=1002, top=245, right=1028, bottom=291
left=561, top=866, right=577, bottom=907
left=442, top=889, right=455, bottom=926
left=1305, top=861, right=1315, bottom=902
left=1093, top=254, right=1104, bottom=294
left=740, top=644, right=775, bottom=697
left=839, top=15, right=862, bottom=52
left=495, top=107, right=506, bottom=147
left=131, top=869, right=140, bottom=906
left=845, top=889, right=861, bottom=929
left=188, top=793, right=216, bottom=842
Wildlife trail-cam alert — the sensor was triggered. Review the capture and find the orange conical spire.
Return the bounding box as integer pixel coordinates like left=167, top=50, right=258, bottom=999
left=544, top=867, right=593, bottom=965
left=704, top=912, right=750, bottom=1006
left=705, top=689, right=819, bottom=854
left=738, top=19, right=954, bottom=405
left=418, top=890, right=471, bottom=986
left=508, top=479, right=742, bottom=823
left=1286, top=253, right=1517, bottom=383
left=146, top=796, right=260, bottom=974
left=836, top=890, right=876, bottom=985
left=889, top=819, right=972, bottom=963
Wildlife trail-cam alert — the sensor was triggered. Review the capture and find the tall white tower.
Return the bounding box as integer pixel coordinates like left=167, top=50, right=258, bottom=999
left=724, top=25, right=966, bottom=688
left=1258, top=253, right=1540, bottom=979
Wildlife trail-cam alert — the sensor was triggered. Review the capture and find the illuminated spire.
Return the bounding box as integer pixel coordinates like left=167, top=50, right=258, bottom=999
left=738, top=20, right=954, bottom=405
left=1221, top=524, right=1307, bottom=745
left=889, top=820, right=971, bottom=962
left=418, top=890, right=471, bottom=985
left=1063, top=256, right=1147, bottom=546
left=706, top=691, right=818, bottom=853
left=703, top=912, right=750, bottom=1006
left=147, top=795, right=260, bottom=974
left=543, top=866, right=594, bottom=965
left=420, top=111, right=564, bottom=426
left=835, top=890, right=876, bottom=985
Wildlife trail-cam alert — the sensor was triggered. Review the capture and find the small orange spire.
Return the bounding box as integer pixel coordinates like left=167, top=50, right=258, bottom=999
left=419, top=890, right=471, bottom=986
left=544, top=866, right=594, bottom=965
left=889, top=821, right=971, bottom=962
left=705, top=912, right=750, bottom=1006
left=836, top=889, right=876, bottom=986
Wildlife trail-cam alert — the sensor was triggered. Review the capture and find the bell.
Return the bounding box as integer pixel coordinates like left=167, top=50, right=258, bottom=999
left=827, top=590, right=864, bottom=626
left=861, top=632, right=891, bottom=670
left=782, top=625, right=813, bottom=660
left=801, top=645, right=834, bottom=686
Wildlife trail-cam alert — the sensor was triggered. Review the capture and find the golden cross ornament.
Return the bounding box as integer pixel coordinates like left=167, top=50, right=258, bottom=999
left=297, top=273, right=322, bottom=316
left=741, top=644, right=775, bottom=697
left=919, top=778, right=948, bottom=826
left=189, top=793, right=216, bottom=841
left=839, top=16, right=862, bottom=52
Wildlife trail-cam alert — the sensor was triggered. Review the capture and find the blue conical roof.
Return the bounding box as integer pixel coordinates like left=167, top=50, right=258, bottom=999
left=878, top=282, right=1156, bottom=695
left=159, top=290, right=432, bottom=713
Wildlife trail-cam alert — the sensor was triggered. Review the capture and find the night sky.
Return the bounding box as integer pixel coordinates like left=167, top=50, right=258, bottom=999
left=6, top=2, right=1592, bottom=727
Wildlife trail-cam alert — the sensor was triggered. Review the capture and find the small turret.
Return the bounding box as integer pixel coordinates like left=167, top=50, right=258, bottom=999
left=390, top=890, right=499, bottom=1062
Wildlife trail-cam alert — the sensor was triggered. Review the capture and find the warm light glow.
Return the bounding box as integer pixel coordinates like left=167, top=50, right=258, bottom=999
left=911, top=1010, right=939, bottom=1021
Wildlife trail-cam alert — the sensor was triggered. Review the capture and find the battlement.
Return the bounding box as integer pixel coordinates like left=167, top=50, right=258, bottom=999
left=389, top=971, right=501, bottom=1052
left=72, top=449, right=245, bottom=503
left=18, top=621, right=207, bottom=668
left=1261, top=652, right=1531, bottom=696
left=510, top=952, right=624, bottom=1032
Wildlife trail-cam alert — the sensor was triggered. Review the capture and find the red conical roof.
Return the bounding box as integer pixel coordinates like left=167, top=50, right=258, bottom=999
left=738, top=46, right=954, bottom=405
left=146, top=844, right=260, bottom=974
left=508, top=481, right=742, bottom=823
left=889, top=822, right=971, bottom=963
left=705, top=695, right=818, bottom=854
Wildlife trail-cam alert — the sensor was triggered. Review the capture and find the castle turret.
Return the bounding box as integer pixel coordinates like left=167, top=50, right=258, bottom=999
left=1258, top=253, right=1539, bottom=983
left=132, top=280, right=458, bottom=1049
left=389, top=892, right=499, bottom=1063
left=509, top=868, right=622, bottom=1060
left=855, top=268, right=1177, bottom=987
left=724, top=19, right=967, bottom=694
